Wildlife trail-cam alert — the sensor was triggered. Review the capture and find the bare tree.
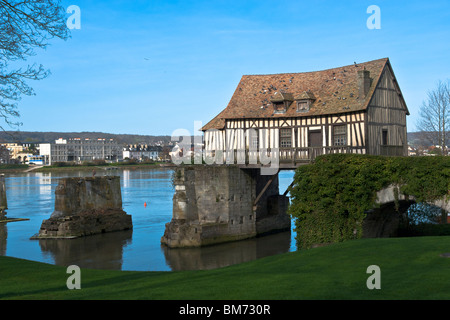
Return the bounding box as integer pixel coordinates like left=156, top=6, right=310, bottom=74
left=0, top=0, right=70, bottom=129
left=417, top=80, right=450, bottom=155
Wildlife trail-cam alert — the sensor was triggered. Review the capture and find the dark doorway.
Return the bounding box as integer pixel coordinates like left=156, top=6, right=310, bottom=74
left=309, top=130, right=322, bottom=159
left=382, top=129, right=388, bottom=146
left=309, top=131, right=322, bottom=147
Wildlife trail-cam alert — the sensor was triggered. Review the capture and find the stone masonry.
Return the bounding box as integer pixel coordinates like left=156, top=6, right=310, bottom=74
left=0, top=175, right=6, bottom=220
left=161, top=166, right=290, bottom=248
left=33, top=176, right=132, bottom=239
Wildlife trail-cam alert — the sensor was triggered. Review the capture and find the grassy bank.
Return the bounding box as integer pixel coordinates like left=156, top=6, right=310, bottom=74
left=1, top=236, right=449, bottom=300
left=33, top=163, right=165, bottom=173
left=0, top=162, right=174, bottom=174
left=0, top=164, right=30, bottom=174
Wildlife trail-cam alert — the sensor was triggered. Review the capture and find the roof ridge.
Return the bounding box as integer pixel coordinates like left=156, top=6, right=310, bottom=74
left=241, top=57, right=389, bottom=77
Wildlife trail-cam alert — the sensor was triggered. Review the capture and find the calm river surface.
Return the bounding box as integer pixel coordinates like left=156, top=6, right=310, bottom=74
left=0, top=168, right=296, bottom=271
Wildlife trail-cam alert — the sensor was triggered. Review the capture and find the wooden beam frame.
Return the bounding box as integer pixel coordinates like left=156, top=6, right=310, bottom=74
left=253, top=171, right=279, bottom=208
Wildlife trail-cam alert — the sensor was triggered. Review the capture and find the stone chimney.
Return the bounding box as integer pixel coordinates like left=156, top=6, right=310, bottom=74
left=358, top=69, right=371, bottom=98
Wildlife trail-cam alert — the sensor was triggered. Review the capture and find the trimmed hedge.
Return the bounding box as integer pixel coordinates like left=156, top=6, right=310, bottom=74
left=288, top=154, right=450, bottom=249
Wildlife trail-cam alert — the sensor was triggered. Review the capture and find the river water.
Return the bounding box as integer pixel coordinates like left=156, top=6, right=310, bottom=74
left=0, top=168, right=296, bottom=271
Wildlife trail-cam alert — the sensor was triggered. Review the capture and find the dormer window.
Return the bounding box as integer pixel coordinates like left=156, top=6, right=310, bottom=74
left=271, top=92, right=294, bottom=114
left=273, top=101, right=286, bottom=113
left=297, top=101, right=309, bottom=112
left=295, top=91, right=315, bottom=113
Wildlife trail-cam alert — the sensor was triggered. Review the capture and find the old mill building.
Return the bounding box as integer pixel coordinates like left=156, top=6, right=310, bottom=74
left=202, top=58, right=409, bottom=168
left=163, top=58, right=410, bottom=248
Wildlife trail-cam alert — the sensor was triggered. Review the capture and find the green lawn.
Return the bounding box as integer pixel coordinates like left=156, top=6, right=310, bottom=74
left=1, top=236, right=449, bottom=300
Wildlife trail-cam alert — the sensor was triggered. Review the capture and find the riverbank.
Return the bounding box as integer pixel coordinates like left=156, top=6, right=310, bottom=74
left=0, top=162, right=176, bottom=174
left=0, top=218, right=30, bottom=223
left=1, top=236, right=449, bottom=300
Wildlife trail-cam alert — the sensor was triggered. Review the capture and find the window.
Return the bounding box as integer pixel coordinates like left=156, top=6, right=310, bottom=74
left=382, top=129, right=388, bottom=146
left=249, top=130, right=259, bottom=150
left=297, top=101, right=309, bottom=112
left=273, top=102, right=286, bottom=113
left=333, top=125, right=347, bottom=146
left=280, top=128, right=292, bottom=148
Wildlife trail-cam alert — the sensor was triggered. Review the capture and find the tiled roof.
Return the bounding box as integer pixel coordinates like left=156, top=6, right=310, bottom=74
left=270, top=92, right=294, bottom=102
left=203, top=58, right=390, bottom=130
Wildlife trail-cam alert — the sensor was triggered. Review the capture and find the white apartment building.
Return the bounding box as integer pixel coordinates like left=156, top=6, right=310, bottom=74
left=123, top=145, right=161, bottom=161
left=40, top=138, right=123, bottom=165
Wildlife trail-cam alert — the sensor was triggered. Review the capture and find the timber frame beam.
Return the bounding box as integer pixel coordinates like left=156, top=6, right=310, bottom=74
left=253, top=171, right=279, bottom=210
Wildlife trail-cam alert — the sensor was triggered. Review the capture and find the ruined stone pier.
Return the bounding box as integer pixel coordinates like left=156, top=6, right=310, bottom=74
left=161, top=166, right=291, bottom=248
left=0, top=175, right=7, bottom=220
left=32, top=176, right=132, bottom=239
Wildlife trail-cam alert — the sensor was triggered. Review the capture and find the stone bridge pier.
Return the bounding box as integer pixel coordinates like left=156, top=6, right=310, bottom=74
left=32, top=176, right=132, bottom=239
left=0, top=175, right=7, bottom=220
left=161, top=166, right=291, bottom=248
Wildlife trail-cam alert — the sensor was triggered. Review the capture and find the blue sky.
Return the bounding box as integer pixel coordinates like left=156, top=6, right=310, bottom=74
left=13, top=0, right=450, bottom=135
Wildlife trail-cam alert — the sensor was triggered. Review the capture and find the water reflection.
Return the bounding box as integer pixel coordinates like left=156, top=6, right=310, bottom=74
left=0, top=223, right=6, bottom=256
left=36, top=172, right=52, bottom=196
left=37, top=230, right=132, bottom=270
left=163, top=231, right=292, bottom=271
left=2, top=168, right=296, bottom=271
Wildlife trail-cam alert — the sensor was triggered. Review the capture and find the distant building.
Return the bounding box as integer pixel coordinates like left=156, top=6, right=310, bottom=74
left=39, top=143, right=51, bottom=164
left=123, top=145, right=162, bottom=161
left=29, top=155, right=46, bottom=165
left=0, top=145, right=10, bottom=164
left=15, top=152, right=34, bottom=164
left=2, top=143, right=27, bottom=162
left=408, top=145, right=417, bottom=156
left=40, top=138, right=123, bottom=165
left=0, top=143, right=40, bottom=164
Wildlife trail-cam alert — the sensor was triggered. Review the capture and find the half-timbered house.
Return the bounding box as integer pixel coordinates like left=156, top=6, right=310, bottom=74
left=202, top=58, right=409, bottom=168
